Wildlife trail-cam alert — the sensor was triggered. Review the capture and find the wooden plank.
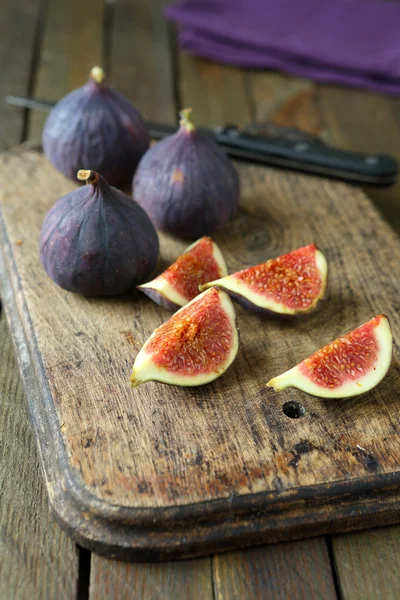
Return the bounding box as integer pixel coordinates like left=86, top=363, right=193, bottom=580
left=178, top=52, right=252, bottom=126
left=318, top=86, right=400, bottom=234
left=237, top=72, right=400, bottom=238
left=177, top=63, right=337, bottom=590
left=27, top=0, right=104, bottom=144
left=108, top=0, right=176, bottom=124
left=332, top=527, right=400, bottom=600
left=261, top=82, right=400, bottom=597
left=247, top=71, right=323, bottom=136
left=0, top=315, right=79, bottom=598
left=213, top=539, right=337, bottom=600
left=0, top=0, right=41, bottom=150
left=89, top=555, right=213, bottom=599
left=2, top=147, right=400, bottom=558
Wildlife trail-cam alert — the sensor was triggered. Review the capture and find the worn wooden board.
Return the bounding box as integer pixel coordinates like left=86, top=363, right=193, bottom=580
left=1, top=147, right=400, bottom=561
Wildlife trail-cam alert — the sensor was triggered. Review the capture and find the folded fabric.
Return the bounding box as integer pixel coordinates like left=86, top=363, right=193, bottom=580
left=165, top=0, right=400, bottom=94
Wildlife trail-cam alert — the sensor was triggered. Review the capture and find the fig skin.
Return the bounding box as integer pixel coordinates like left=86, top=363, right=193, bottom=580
left=40, top=170, right=159, bottom=296
left=133, top=108, right=240, bottom=239
left=42, top=67, right=149, bottom=187
left=137, top=286, right=180, bottom=312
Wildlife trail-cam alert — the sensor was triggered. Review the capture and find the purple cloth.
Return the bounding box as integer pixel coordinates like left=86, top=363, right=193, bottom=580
left=165, top=0, right=400, bottom=94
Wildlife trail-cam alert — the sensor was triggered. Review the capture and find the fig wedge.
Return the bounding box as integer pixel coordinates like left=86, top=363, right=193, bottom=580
left=268, top=314, right=392, bottom=399
left=138, top=237, right=227, bottom=310
left=200, top=244, right=327, bottom=317
left=131, top=287, right=239, bottom=387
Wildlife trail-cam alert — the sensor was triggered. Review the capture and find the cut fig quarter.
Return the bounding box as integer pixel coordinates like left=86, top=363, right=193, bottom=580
left=267, top=314, right=393, bottom=399
left=200, top=244, right=327, bottom=317
left=130, top=287, right=239, bottom=388
left=137, top=237, right=228, bottom=310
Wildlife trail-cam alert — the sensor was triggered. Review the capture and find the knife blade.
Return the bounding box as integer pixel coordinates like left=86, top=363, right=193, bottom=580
left=5, top=94, right=397, bottom=186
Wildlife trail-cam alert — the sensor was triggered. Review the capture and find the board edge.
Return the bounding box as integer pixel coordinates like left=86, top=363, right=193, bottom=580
left=1, top=148, right=400, bottom=559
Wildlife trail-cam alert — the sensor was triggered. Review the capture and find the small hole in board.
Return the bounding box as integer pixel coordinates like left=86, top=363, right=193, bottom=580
left=282, top=401, right=306, bottom=419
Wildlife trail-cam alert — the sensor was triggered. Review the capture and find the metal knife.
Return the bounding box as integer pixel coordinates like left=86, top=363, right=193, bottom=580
left=6, top=95, right=398, bottom=186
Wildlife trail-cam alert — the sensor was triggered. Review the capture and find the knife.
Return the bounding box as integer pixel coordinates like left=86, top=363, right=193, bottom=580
left=6, top=94, right=398, bottom=186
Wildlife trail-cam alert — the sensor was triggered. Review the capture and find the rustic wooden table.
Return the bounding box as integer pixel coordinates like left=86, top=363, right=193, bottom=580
left=2, top=1, right=400, bottom=598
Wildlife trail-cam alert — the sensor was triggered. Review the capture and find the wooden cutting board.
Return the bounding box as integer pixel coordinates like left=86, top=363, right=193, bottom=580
left=1, top=146, right=400, bottom=561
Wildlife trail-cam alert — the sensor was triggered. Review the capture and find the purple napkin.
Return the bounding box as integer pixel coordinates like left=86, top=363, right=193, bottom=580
left=165, top=0, right=400, bottom=94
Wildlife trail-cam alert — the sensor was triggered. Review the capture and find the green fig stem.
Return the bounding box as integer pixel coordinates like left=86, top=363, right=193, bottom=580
left=90, top=66, right=106, bottom=84
left=77, top=170, right=99, bottom=185
left=179, top=108, right=196, bottom=133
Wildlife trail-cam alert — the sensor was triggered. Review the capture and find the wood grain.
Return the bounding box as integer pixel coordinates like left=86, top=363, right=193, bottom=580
left=248, top=71, right=323, bottom=137
left=1, top=147, right=400, bottom=558
left=318, top=86, right=400, bottom=234
left=27, top=0, right=104, bottom=144
left=89, top=554, right=213, bottom=599
left=213, top=538, right=337, bottom=600
left=332, top=527, right=400, bottom=600
left=179, top=52, right=252, bottom=126
left=176, top=60, right=338, bottom=588
left=0, top=316, right=79, bottom=598
left=0, top=0, right=41, bottom=150
left=108, top=0, right=176, bottom=125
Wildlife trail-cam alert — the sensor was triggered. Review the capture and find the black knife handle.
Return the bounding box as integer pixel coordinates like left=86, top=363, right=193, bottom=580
left=5, top=96, right=398, bottom=186
left=214, top=127, right=398, bottom=186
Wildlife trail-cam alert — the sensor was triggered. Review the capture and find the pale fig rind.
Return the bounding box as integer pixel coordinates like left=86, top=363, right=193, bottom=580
left=200, top=244, right=328, bottom=317
left=138, top=237, right=228, bottom=311
left=267, top=314, right=392, bottom=399
left=137, top=286, right=180, bottom=312
left=131, top=287, right=239, bottom=387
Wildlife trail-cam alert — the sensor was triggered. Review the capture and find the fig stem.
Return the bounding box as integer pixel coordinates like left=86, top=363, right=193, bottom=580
left=77, top=170, right=99, bottom=185
left=179, top=108, right=195, bottom=133
left=90, top=66, right=105, bottom=84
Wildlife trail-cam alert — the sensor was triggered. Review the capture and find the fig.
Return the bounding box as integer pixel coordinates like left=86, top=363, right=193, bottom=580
left=131, top=287, right=239, bottom=387
left=268, top=314, right=393, bottom=399
left=138, top=236, right=227, bottom=310
left=200, top=244, right=327, bottom=317
left=132, top=108, right=240, bottom=238
left=42, top=66, right=149, bottom=187
left=40, top=170, right=159, bottom=296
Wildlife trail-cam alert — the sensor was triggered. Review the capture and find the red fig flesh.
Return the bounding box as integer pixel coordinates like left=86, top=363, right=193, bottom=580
left=138, top=237, right=227, bottom=310
left=133, top=108, right=240, bottom=238
left=42, top=67, right=149, bottom=187
left=131, top=287, right=239, bottom=387
left=200, top=244, right=327, bottom=317
left=268, top=314, right=392, bottom=398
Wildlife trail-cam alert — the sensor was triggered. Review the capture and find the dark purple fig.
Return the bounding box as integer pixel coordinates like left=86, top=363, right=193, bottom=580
left=40, top=170, right=159, bottom=296
left=133, top=108, right=240, bottom=239
left=42, top=67, right=149, bottom=187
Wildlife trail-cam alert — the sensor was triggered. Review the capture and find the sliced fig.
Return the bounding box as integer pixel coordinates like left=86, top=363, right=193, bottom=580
left=200, top=244, right=327, bottom=317
left=131, top=287, right=239, bottom=387
left=268, top=314, right=392, bottom=399
left=138, top=237, right=227, bottom=310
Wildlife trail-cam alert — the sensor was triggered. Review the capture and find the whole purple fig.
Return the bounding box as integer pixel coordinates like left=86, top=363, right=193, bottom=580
left=40, top=170, right=159, bottom=296
left=133, top=108, right=240, bottom=239
left=42, top=67, right=149, bottom=187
